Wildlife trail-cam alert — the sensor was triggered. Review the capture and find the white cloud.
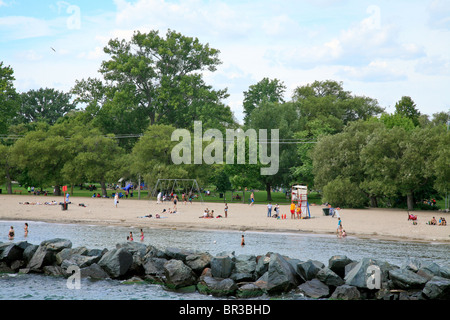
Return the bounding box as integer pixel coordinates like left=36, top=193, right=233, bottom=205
left=338, top=60, right=408, bottom=82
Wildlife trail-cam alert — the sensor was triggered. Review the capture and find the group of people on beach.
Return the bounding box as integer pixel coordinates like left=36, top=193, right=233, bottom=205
left=126, top=229, right=145, bottom=242
left=336, top=217, right=347, bottom=238
left=7, top=223, right=28, bottom=241
left=200, top=204, right=228, bottom=218
left=428, top=216, right=447, bottom=226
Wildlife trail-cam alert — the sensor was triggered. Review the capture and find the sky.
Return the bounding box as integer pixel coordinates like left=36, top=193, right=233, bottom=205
left=1, top=0, right=449, bottom=123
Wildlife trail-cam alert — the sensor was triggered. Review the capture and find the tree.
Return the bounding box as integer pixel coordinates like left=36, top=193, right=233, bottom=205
left=394, top=96, right=420, bottom=126
left=243, top=78, right=286, bottom=125
left=15, top=88, right=76, bottom=126
left=72, top=29, right=234, bottom=137
left=0, top=62, right=19, bottom=135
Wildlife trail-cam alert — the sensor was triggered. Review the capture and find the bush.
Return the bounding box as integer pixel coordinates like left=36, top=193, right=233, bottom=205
left=322, top=178, right=368, bottom=208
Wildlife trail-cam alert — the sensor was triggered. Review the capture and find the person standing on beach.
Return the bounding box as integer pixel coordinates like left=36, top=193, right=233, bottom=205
left=114, top=193, right=119, bottom=207
left=250, top=192, right=255, bottom=206
left=267, top=202, right=272, bottom=217
left=224, top=203, right=228, bottom=218
left=173, top=195, right=178, bottom=211
left=290, top=202, right=296, bottom=219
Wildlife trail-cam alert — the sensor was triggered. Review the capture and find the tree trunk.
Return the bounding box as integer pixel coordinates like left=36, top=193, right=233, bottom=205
left=101, top=181, right=107, bottom=197
left=407, top=192, right=414, bottom=211
left=369, top=196, right=378, bottom=208
left=54, top=185, right=61, bottom=196
left=266, top=182, right=272, bottom=201
left=5, top=165, right=12, bottom=194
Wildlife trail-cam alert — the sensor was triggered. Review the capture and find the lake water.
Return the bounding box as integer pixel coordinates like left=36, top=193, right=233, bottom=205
left=0, top=220, right=449, bottom=300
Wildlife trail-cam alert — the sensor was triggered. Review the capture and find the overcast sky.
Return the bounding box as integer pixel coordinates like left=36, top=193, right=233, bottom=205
left=1, top=0, right=449, bottom=123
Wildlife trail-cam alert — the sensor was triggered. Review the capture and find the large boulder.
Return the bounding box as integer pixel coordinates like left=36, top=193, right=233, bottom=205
left=0, top=243, right=24, bottom=263
left=80, top=263, right=110, bottom=280
left=237, top=283, right=264, bottom=298
left=211, top=255, right=235, bottom=278
left=185, top=252, right=212, bottom=275
left=255, top=254, right=271, bottom=277
left=330, top=284, right=361, bottom=300
left=163, top=259, right=197, bottom=289
left=297, top=259, right=325, bottom=282
left=344, top=258, right=390, bottom=289
left=316, top=267, right=345, bottom=287
left=197, top=276, right=237, bottom=297
left=27, top=238, right=72, bottom=271
left=164, top=247, right=195, bottom=262
left=231, top=254, right=257, bottom=282
left=266, top=253, right=298, bottom=293
left=98, top=248, right=133, bottom=278
left=61, top=254, right=98, bottom=270
left=389, top=268, right=428, bottom=290
left=298, top=279, right=329, bottom=299
left=416, top=262, right=443, bottom=281
left=328, top=255, right=353, bottom=278
left=421, top=276, right=450, bottom=300
left=56, top=247, right=89, bottom=265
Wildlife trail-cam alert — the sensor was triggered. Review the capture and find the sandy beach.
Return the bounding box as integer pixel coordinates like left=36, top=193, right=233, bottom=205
left=1, top=194, right=449, bottom=243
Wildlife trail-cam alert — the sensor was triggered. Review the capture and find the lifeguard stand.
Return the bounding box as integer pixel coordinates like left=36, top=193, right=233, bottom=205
left=291, top=185, right=311, bottom=218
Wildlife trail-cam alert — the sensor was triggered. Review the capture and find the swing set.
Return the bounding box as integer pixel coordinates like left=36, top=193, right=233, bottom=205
left=151, top=179, right=204, bottom=204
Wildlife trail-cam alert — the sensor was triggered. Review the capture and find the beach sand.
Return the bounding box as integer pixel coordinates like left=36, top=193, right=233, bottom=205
left=1, top=194, right=449, bottom=243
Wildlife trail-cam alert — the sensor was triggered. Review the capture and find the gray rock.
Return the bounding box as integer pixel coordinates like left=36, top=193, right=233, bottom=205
left=417, top=262, right=442, bottom=281
left=198, top=276, right=237, bottom=297
left=0, top=243, right=24, bottom=263
left=330, top=284, right=361, bottom=300
left=27, top=238, right=72, bottom=270
left=266, top=253, right=298, bottom=293
left=23, top=244, right=38, bottom=263
left=211, top=255, right=235, bottom=278
left=61, top=254, right=98, bottom=269
left=164, top=247, right=195, bottom=261
left=237, top=283, right=264, bottom=298
left=328, top=255, right=353, bottom=278
left=43, top=265, right=66, bottom=277
left=143, top=257, right=167, bottom=277
left=231, top=254, right=257, bottom=282
left=389, top=268, right=428, bottom=290
left=345, top=258, right=386, bottom=289
left=185, top=252, right=212, bottom=274
left=298, top=279, right=329, bottom=299
left=80, top=263, right=110, bottom=279
left=98, top=248, right=133, bottom=278
left=163, top=259, right=197, bottom=289
left=422, top=276, right=450, bottom=300
left=402, top=257, right=423, bottom=272
left=297, top=259, right=325, bottom=282
left=255, top=254, right=270, bottom=277
left=56, top=247, right=89, bottom=265
left=316, top=267, right=345, bottom=287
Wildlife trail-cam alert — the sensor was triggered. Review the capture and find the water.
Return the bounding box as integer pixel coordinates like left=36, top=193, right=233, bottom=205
left=1, top=220, right=449, bottom=300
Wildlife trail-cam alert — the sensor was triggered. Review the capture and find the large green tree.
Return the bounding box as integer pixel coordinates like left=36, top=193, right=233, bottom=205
left=0, top=62, right=19, bottom=135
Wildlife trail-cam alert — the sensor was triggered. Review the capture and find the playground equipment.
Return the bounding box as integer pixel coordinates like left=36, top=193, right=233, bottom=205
left=290, top=185, right=311, bottom=218
left=152, top=179, right=204, bottom=203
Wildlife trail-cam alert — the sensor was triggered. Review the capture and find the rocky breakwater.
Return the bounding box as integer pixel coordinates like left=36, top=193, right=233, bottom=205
left=1, top=238, right=450, bottom=300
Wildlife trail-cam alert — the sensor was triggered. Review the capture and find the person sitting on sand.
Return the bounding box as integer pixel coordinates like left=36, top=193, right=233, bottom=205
left=431, top=217, right=437, bottom=225
left=342, top=229, right=347, bottom=237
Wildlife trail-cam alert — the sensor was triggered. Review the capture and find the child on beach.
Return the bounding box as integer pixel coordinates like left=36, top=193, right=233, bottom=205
left=296, top=205, right=301, bottom=219
left=290, top=202, right=296, bottom=219
left=140, top=229, right=144, bottom=242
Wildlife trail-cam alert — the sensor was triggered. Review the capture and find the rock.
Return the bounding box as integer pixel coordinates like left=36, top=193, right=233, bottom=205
left=164, top=247, right=195, bottom=262
left=98, top=248, right=133, bottom=278
left=402, top=257, right=423, bottom=272
left=417, top=262, right=442, bottom=281
left=143, top=256, right=167, bottom=283
left=163, top=259, right=197, bottom=289
left=80, top=263, right=110, bottom=280
left=185, top=252, right=212, bottom=275
left=197, top=276, right=237, bottom=297
left=440, top=265, right=450, bottom=279
left=345, top=258, right=387, bottom=289
left=237, top=283, right=264, bottom=298
left=43, top=265, right=66, bottom=277
left=56, top=247, right=89, bottom=265
left=328, top=255, right=353, bottom=278
left=255, top=254, right=270, bottom=277
left=330, top=285, right=361, bottom=300
left=27, top=238, right=72, bottom=271
left=298, top=279, right=329, bottom=299
left=0, top=243, right=24, bottom=263
left=61, top=254, right=98, bottom=270
left=389, top=268, right=428, bottom=290
left=422, top=276, right=450, bottom=300
left=116, top=242, right=147, bottom=257
left=266, top=253, right=298, bottom=293
left=23, top=244, right=38, bottom=263
left=211, top=255, right=235, bottom=278
left=316, top=267, right=345, bottom=287
left=231, top=254, right=257, bottom=282
left=297, top=259, right=325, bottom=282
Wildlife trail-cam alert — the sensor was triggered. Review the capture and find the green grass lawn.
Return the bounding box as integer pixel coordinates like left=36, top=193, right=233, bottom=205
left=0, top=182, right=323, bottom=205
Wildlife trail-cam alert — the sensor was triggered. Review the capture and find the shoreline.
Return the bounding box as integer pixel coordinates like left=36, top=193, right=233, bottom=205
left=1, top=194, right=449, bottom=244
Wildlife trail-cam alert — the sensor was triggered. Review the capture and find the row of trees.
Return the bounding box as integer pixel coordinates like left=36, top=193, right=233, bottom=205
left=1, top=29, right=449, bottom=210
